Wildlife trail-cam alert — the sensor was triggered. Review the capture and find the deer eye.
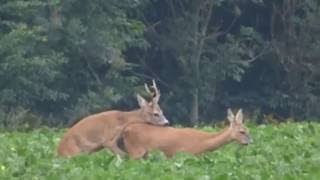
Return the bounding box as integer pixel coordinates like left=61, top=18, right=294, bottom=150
left=240, top=131, right=246, bottom=134
left=153, top=113, right=160, bottom=117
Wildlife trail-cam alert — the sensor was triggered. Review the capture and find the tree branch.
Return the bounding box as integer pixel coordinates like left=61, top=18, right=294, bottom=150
left=245, top=43, right=271, bottom=63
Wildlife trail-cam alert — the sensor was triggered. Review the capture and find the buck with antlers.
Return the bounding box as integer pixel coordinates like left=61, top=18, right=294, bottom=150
left=57, top=80, right=169, bottom=157
left=118, top=109, right=251, bottom=159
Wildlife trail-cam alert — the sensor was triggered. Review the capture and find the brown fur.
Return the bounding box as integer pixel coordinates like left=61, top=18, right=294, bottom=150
left=57, top=80, right=169, bottom=157
left=121, top=109, right=251, bottom=159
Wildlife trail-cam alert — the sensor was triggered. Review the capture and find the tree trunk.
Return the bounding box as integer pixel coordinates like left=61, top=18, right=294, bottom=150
left=189, top=0, right=214, bottom=125
left=49, top=2, right=62, bottom=29
left=190, top=39, right=202, bottom=125
left=190, top=86, right=199, bottom=125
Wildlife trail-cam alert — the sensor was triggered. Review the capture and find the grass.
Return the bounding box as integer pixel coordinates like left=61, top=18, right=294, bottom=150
left=0, top=122, right=319, bottom=180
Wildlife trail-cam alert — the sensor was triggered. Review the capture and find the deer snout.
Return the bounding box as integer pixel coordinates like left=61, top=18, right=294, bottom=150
left=162, top=117, right=170, bottom=126
left=162, top=119, right=170, bottom=126
left=242, top=135, right=251, bottom=145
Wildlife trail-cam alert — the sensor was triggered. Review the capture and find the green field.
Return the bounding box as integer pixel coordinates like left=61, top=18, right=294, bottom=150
left=0, top=123, right=319, bottom=180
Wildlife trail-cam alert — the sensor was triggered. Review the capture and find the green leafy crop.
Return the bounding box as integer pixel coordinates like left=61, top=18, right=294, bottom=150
left=0, top=123, right=319, bottom=180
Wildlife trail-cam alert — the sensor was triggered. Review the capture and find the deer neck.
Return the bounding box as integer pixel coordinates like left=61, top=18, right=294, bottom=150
left=203, top=127, right=233, bottom=152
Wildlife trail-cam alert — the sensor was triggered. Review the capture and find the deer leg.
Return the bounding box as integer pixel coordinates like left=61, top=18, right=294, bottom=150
left=57, top=136, right=82, bottom=157
left=123, top=140, right=147, bottom=159
left=102, top=140, right=127, bottom=157
left=142, top=151, right=149, bottom=159
left=129, top=148, right=148, bottom=160
left=110, top=143, right=127, bottom=157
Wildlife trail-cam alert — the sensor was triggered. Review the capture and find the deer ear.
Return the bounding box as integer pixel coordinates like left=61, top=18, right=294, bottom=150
left=235, top=109, right=244, bottom=124
left=227, top=108, right=235, bottom=124
left=137, top=94, right=148, bottom=108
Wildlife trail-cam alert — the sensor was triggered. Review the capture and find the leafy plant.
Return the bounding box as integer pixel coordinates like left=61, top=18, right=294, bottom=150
left=0, top=122, right=319, bottom=179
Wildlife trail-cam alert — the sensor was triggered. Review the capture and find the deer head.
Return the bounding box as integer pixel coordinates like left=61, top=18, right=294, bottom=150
left=227, top=108, right=251, bottom=145
left=136, top=79, right=169, bottom=126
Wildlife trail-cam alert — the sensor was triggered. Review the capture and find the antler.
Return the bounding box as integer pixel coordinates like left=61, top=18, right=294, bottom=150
left=151, top=79, right=160, bottom=103
left=144, top=79, right=160, bottom=103
left=144, top=82, right=154, bottom=97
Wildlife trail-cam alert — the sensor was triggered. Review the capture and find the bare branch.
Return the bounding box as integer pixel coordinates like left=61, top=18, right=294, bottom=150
left=246, top=43, right=271, bottom=63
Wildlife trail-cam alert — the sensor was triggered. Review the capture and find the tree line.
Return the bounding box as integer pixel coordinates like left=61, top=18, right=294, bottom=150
left=0, top=0, right=319, bottom=129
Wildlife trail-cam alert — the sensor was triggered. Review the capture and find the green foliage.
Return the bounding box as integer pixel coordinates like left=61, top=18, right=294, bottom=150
left=268, top=0, right=320, bottom=118
left=0, top=123, right=319, bottom=179
left=137, top=0, right=267, bottom=124
left=0, top=1, right=67, bottom=106
left=0, top=0, right=146, bottom=127
left=1, top=0, right=320, bottom=127
left=0, top=0, right=68, bottom=128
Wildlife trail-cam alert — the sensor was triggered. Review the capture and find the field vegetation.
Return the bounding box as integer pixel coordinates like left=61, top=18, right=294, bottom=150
left=1, top=122, right=319, bottom=180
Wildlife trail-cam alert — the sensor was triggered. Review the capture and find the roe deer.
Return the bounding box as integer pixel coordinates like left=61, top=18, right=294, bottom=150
left=119, top=109, right=251, bottom=159
left=57, top=80, right=169, bottom=157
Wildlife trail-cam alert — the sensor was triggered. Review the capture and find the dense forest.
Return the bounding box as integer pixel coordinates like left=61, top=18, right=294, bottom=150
left=0, top=0, right=319, bottom=129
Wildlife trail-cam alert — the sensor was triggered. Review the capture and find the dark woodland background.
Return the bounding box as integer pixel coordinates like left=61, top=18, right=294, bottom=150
left=1, top=0, right=320, bottom=129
